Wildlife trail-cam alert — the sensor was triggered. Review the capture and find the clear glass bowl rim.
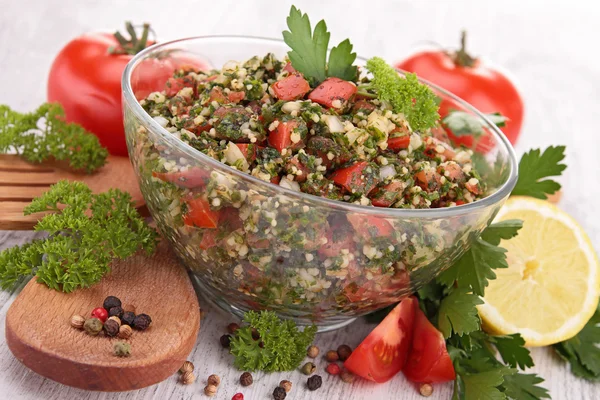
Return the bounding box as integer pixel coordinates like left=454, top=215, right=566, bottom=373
left=122, top=35, right=518, bottom=218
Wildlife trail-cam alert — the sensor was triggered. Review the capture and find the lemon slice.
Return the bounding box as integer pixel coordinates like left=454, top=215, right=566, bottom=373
left=478, top=196, right=600, bottom=346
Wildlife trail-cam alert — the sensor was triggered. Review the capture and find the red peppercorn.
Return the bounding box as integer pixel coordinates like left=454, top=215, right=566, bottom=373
left=232, top=393, right=244, bottom=400
left=326, top=363, right=341, bottom=375
left=91, top=307, right=108, bottom=323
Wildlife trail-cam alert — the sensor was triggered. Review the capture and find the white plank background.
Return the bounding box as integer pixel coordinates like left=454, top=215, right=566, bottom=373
left=1, top=0, right=599, bottom=399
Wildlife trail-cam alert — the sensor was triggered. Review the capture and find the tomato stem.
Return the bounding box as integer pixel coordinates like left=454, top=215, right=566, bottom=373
left=109, top=22, right=153, bottom=56
left=453, top=30, right=476, bottom=68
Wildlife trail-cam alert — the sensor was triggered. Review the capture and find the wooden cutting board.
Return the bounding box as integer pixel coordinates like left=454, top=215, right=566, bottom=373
left=0, top=154, right=145, bottom=230
left=5, top=241, right=200, bottom=391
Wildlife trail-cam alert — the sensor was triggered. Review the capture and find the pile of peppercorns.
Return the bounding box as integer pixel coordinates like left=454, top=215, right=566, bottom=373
left=70, top=295, right=152, bottom=357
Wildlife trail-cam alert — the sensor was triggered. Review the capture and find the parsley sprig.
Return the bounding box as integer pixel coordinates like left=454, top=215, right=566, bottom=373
left=229, top=310, right=317, bottom=372
left=512, top=146, right=566, bottom=199
left=0, top=103, right=108, bottom=173
left=283, top=6, right=357, bottom=85
left=0, top=181, right=157, bottom=292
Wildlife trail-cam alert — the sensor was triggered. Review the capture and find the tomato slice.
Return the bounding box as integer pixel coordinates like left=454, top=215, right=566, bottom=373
left=403, top=306, right=456, bottom=383
left=308, top=77, right=357, bottom=108
left=347, top=214, right=394, bottom=240
left=344, top=297, right=417, bottom=383
left=330, top=161, right=379, bottom=195
left=268, top=120, right=298, bottom=153
left=183, top=197, right=220, bottom=229
left=152, top=168, right=210, bottom=189
left=271, top=74, right=311, bottom=101
left=387, top=136, right=410, bottom=151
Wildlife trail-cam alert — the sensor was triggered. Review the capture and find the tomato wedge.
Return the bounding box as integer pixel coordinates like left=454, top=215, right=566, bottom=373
left=271, top=74, right=311, bottom=101
left=152, top=168, right=210, bottom=189
left=268, top=120, right=298, bottom=153
left=308, top=77, right=357, bottom=108
left=403, top=306, right=456, bottom=383
left=387, top=136, right=410, bottom=151
left=344, top=297, right=417, bottom=382
left=183, top=197, right=220, bottom=229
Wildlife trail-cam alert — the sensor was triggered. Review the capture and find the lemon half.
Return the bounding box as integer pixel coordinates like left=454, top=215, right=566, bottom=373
left=478, top=196, right=600, bottom=346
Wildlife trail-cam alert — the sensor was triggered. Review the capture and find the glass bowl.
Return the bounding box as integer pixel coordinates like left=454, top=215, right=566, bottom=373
left=122, top=36, right=518, bottom=331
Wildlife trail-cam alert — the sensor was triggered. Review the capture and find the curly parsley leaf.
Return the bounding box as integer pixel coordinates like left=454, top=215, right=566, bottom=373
left=0, top=103, right=108, bottom=173
left=553, top=304, right=600, bottom=381
left=230, top=310, right=317, bottom=372
left=443, top=111, right=507, bottom=137
left=438, top=288, right=484, bottom=338
left=512, top=146, right=566, bottom=199
left=502, top=373, right=551, bottom=400
left=488, top=334, right=534, bottom=370
left=366, top=57, right=440, bottom=132
left=327, top=38, right=357, bottom=81
left=0, top=181, right=157, bottom=292
left=481, top=220, right=524, bottom=246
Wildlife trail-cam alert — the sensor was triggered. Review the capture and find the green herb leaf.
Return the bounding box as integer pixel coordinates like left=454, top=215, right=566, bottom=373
left=481, top=220, right=524, bottom=246
left=283, top=6, right=329, bottom=85
left=553, top=304, right=600, bottom=381
left=327, top=38, right=357, bottom=81
left=460, top=369, right=511, bottom=400
left=501, top=373, right=551, bottom=400
left=489, top=334, right=534, bottom=370
left=442, top=111, right=507, bottom=137
left=0, top=103, right=108, bottom=173
left=437, top=237, right=509, bottom=297
left=438, top=288, right=484, bottom=338
left=366, top=57, right=440, bottom=132
left=0, top=181, right=157, bottom=292
left=230, top=311, right=317, bottom=372
left=512, top=146, right=566, bottom=199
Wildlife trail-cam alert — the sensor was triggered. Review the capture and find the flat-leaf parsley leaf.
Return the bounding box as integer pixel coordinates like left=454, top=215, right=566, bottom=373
left=512, top=146, right=566, bottom=199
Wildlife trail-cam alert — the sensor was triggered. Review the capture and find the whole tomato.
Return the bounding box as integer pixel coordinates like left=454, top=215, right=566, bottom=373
left=47, top=22, right=206, bottom=156
left=396, top=32, right=523, bottom=146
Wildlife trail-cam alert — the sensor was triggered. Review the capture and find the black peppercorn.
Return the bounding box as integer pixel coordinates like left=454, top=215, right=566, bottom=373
left=239, top=372, right=253, bottom=386
left=103, top=319, right=120, bottom=337
left=122, top=311, right=136, bottom=326
left=132, top=314, right=152, bottom=330
left=103, top=296, right=122, bottom=310
left=307, top=375, right=322, bottom=391
left=337, top=344, right=353, bottom=361
left=220, top=334, right=232, bottom=348
left=251, top=328, right=260, bottom=341
left=273, top=386, right=287, bottom=400
left=108, top=306, right=124, bottom=319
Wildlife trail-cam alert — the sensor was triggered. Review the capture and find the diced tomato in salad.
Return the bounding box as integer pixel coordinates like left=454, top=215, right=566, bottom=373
left=235, top=144, right=258, bottom=163
left=209, top=86, right=227, bottom=103
left=387, top=136, right=410, bottom=151
left=227, top=91, right=246, bottom=103
left=370, top=181, right=405, bottom=207
left=183, top=197, right=220, bottom=228
left=330, top=161, right=379, bottom=195
left=308, top=77, right=357, bottom=108
left=152, top=168, right=210, bottom=189
left=165, top=76, right=196, bottom=97
left=268, top=120, right=299, bottom=153
left=271, top=74, right=311, bottom=101
left=199, top=230, right=218, bottom=250
left=347, top=214, right=394, bottom=240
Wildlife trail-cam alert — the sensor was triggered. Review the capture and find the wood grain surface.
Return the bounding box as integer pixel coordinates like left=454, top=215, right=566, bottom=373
left=0, top=0, right=599, bottom=399
left=0, top=155, right=144, bottom=230
left=5, top=241, right=200, bottom=392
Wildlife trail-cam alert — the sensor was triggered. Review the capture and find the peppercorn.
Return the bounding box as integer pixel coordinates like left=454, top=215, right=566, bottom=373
left=232, top=394, right=244, bottom=400
left=251, top=328, right=260, bottom=340
left=179, top=360, right=194, bottom=374
left=306, top=375, right=322, bottom=391
left=91, top=307, right=108, bottom=323
left=108, top=306, right=124, bottom=319
left=107, top=316, right=121, bottom=326
left=207, top=374, right=220, bottom=387
left=306, top=344, right=320, bottom=358
left=70, top=314, right=85, bottom=330
left=122, top=311, right=136, bottom=326
left=419, top=383, right=433, bottom=397
left=132, top=313, right=152, bottom=330
left=273, top=386, right=287, bottom=400
left=340, top=370, right=355, bottom=383
left=325, top=350, right=339, bottom=362
left=240, top=371, right=253, bottom=386
left=220, top=334, right=232, bottom=348
left=83, top=317, right=103, bottom=336
left=326, top=363, right=341, bottom=375
left=103, top=318, right=120, bottom=337
left=279, top=380, right=292, bottom=393
left=118, top=324, right=132, bottom=339
left=337, top=344, right=353, bottom=361
left=204, top=384, right=217, bottom=397
left=113, top=341, right=131, bottom=357
left=227, top=322, right=240, bottom=334
left=180, top=371, right=195, bottom=385
left=103, top=295, right=122, bottom=310
left=301, top=362, right=316, bottom=375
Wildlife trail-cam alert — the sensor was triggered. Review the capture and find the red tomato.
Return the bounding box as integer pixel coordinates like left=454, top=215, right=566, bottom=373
left=227, top=91, right=246, bottom=103
left=347, top=214, right=394, bottom=240
left=387, top=136, right=410, bottom=151
left=370, top=181, right=405, bottom=207
left=271, top=74, right=311, bottom=101
left=152, top=168, right=210, bottom=189
left=209, top=86, right=228, bottom=103
left=308, top=77, right=357, bottom=108
left=282, top=62, right=297, bottom=74
left=183, top=197, right=220, bottom=228
left=164, top=76, right=196, bottom=97
left=268, top=120, right=298, bottom=153
left=396, top=34, right=523, bottom=146
left=403, top=306, right=456, bottom=383
left=47, top=24, right=207, bottom=156
left=235, top=144, right=258, bottom=163
left=199, top=230, right=218, bottom=250
left=352, top=100, right=376, bottom=113
left=344, top=297, right=417, bottom=382
left=331, top=161, right=379, bottom=195
left=318, top=228, right=355, bottom=258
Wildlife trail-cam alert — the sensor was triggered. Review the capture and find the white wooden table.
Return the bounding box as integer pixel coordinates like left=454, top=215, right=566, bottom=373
left=1, top=0, right=599, bottom=398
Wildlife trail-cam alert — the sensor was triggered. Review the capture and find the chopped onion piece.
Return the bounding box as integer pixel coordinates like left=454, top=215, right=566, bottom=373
left=279, top=177, right=301, bottom=191
left=223, top=142, right=249, bottom=171
left=322, top=115, right=345, bottom=133
left=379, top=165, right=396, bottom=180
left=153, top=116, right=169, bottom=128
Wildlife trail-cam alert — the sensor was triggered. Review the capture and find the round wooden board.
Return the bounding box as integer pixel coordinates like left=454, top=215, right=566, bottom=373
left=5, top=241, right=200, bottom=391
